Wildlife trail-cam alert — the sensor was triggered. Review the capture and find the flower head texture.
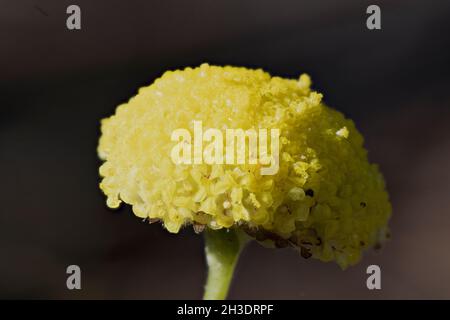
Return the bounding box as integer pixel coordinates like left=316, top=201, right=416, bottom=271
left=98, top=64, right=391, bottom=269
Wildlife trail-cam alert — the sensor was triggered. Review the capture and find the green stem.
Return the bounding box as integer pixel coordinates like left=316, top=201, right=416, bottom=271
left=203, top=228, right=249, bottom=300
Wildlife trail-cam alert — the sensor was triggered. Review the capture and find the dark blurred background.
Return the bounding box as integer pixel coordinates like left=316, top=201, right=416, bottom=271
left=1, top=0, right=450, bottom=299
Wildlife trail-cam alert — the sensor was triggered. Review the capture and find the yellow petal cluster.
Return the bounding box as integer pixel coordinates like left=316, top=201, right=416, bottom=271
left=98, top=64, right=391, bottom=268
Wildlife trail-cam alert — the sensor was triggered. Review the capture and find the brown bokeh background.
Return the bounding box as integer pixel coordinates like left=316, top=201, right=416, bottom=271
left=1, top=0, right=450, bottom=299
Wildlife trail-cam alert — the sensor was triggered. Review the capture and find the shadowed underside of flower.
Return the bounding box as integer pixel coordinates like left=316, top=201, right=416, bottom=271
left=98, top=64, right=391, bottom=298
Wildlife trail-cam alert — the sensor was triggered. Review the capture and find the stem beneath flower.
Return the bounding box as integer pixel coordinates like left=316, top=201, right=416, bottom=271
left=203, top=228, right=249, bottom=300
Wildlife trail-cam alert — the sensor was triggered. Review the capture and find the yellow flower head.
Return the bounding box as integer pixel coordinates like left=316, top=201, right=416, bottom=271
left=98, top=64, right=391, bottom=269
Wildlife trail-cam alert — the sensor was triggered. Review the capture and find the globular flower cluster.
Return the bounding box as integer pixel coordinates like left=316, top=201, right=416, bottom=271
left=98, top=64, right=391, bottom=269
